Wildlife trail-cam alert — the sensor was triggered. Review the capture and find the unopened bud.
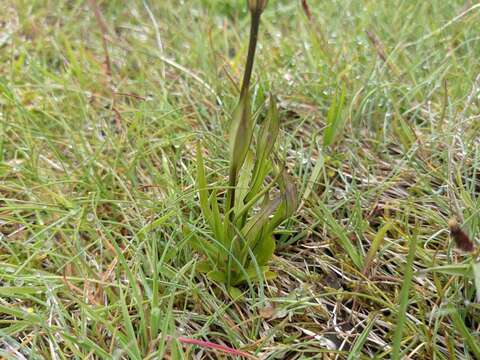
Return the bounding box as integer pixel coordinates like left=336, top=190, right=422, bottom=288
left=248, top=0, right=268, bottom=15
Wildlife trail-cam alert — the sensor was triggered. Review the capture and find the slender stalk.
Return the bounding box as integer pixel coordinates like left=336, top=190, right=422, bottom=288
left=240, top=11, right=261, bottom=99
left=225, top=8, right=263, bottom=218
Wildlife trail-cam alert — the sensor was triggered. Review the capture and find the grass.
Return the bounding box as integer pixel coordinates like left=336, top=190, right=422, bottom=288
left=1, top=0, right=479, bottom=358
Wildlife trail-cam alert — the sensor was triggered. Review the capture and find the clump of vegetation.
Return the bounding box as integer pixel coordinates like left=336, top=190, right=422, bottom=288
left=190, top=0, right=296, bottom=295
left=2, top=0, right=480, bottom=357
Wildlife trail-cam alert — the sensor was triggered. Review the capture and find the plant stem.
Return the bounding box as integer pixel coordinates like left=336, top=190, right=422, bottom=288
left=240, top=11, right=261, bottom=100
left=226, top=10, right=263, bottom=218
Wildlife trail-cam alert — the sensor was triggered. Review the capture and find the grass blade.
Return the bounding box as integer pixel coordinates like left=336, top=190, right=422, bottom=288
left=363, top=221, right=392, bottom=274
left=323, top=84, right=346, bottom=148
left=196, top=142, right=213, bottom=227
left=313, top=203, right=363, bottom=269
left=451, top=308, right=480, bottom=359
left=391, top=233, right=417, bottom=360
left=348, top=314, right=378, bottom=360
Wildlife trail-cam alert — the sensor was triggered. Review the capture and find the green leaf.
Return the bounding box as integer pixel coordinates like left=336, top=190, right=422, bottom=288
left=393, top=116, right=416, bottom=150
left=348, top=314, right=378, bottom=360
left=314, top=203, right=363, bottom=269
left=118, top=281, right=143, bottom=359
left=196, top=142, right=213, bottom=227
left=196, top=260, right=213, bottom=273
left=417, top=264, right=473, bottom=277
left=252, top=233, right=275, bottom=266
left=151, top=307, right=161, bottom=341
left=264, top=270, right=277, bottom=281
left=245, top=96, right=280, bottom=203
left=473, top=262, right=480, bottom=303
left=209, top=190, right=224, bottom=244
left=186, top=231, right=219, bottom=259
left=451, top=308, right=480, bottom=359
left=0, top=163, right=11, bottom=177
left=323, top=84, right=347, bottom=148
left=235, top=171, right=280, bottom=222
left=229, top=94, right=253, bottom=178
left=391, top=233, right=417, bottom=360
left=302, top=150, right=324, bottom=202
left=241, top=196, right=282, bottom=247
left=282, top=172, right=297, bottom=219
left=235, top=151, right=255, bottom=211
left=255, top=96, right=280, bottom=167
left=363, top=221, right=392, bottom=273
left=226, top=94, right=254, bottom=217
left=207, top=270, right=227, bottom=284
left=0, top=287, right=43, bottom=297
left=138, top=210, right=176, bottom=237
left=235, top=265, right=270, bottom=284
left=228, top=287, right=244, bottom=300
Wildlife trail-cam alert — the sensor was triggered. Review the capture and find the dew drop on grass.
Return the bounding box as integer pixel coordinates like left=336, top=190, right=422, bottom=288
left=86, top=213, right=95, bottom=222
left=14, top=278, right=24, bottom=286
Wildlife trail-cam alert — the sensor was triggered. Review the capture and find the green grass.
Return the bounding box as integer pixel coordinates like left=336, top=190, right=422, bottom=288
left=1, top=0, right=479, bottom=358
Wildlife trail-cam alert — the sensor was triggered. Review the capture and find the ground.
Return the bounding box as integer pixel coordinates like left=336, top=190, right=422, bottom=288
left=1, top=0, right=479, bottom=359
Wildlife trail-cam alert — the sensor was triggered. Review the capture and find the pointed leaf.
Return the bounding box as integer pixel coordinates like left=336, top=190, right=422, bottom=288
left=229, top=95, right=253, bottom=177
left=209, top=190, right=224, bottom=244
left=235, top=151, right=255, bottom=210
left=246, top=96, right=280, bottom=203
left=323, top=84, right=347, bottom=148
left=363, top=221, right=392, bottom=274
left=241, top=196, right=282, bottom=246
left=256, top=96, right=280, bottom=164
left=252, top=233, right=276, bottom=266
left=196, top=142, right=213, bottom=227
left=196, top=260, right=213, bottom=273
left=228, top=287, right=244, bottom=300
left=235, top=265, right=270, bottom=284
left=207, top=270, right=227, bottom=284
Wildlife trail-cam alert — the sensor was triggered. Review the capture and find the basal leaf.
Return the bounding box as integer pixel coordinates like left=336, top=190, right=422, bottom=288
left=235, top=151, right=255, bottom=211
left=252, top=233, right=275, bottom=266
left=229, top=94, right=253, bottom=178
left=207, top=270, right=227, bottom=284
left=241, top=196, right=282, bottom=247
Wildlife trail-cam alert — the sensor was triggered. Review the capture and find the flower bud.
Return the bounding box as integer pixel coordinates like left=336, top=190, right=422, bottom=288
left=248, top=0, right=268, bottom=15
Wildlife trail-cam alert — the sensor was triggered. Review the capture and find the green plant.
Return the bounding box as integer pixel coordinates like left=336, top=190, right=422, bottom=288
left=190, top=0, right=296, bottom=294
